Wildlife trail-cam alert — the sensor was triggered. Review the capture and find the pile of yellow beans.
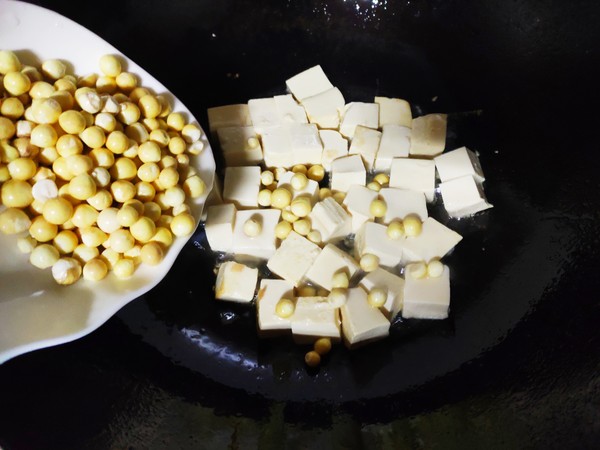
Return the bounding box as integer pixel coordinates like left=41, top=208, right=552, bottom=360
left=0, top=50, right=206, bottom=285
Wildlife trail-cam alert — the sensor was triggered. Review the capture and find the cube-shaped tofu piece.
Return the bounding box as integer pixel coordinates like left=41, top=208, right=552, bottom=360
left=248, top=97, right=279, bottom=135
left=207, top=104, right=252, bottom=135
left=409, top=113, right=447, bottom=157
left=262, top=126, right=294, bottom=168
left=305, top=244, right=360, bottom=291
left=374, top=97, right=412, bottom=128
left=301, top=87, right=345, bottom=129
left=291, top=296, right=341, bottom=339
left=401, top=217, right=463, bottom=264
left=309, top=197, right=352, bottom=243
left=319, top=130, right=348, bottom=171
left=389, top=157, right=436, bottom=202
left=358, top=268, right=405, bottom=320
left=257, top=279, right=295, bottom=331
left=215, top=261, right=258, bottom=303
left=439, top=175, right=493, bottom=218
left=330, top=155, right=366, bottom=192
left=277, top=171, right=319, bottom=203
left=378, top=188, right=428, bottom=224
left=355, top=221, right=404, bottom=269
left=348, top=125, right=382, bottom=171
left=286, top=65, right=334, bottom=101
left=402, top=264, right=450, bottom=319
left=340, top=288, right=390, bottom=347
left=343, top=185, right=378, bottom=232
left=274, top=94, right=308, bottom=124
left=267, top=231, right=322, bottom=286
left=232, top=209, right=281, bottom=259
left=339, top=102, right=379, bottom=139
left=434, top=146, right=485, bottom=183
left=223, top=166, right=261, bottom=208
left=374, top=124, right=411, bottom=171
left=216, top=126, right=263, bottom=166
left=205, top=203, right=237, bottom=252
left=289, top=123, right=323, bottom=166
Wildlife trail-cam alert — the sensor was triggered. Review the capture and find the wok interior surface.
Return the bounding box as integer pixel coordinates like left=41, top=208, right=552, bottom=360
left=1, top=0, right=599, bottom=448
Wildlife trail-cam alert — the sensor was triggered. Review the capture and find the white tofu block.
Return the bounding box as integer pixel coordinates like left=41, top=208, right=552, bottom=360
left=355, top=221, right=404, bottom=269
left=402, top=265, right=450, bottom=319
left=319, top=130, right=348, bottom=171
left=301, top=87, right=345, bottom=129
left=409, top=113, right=447, bottom=157
left=222, top=166, right=261, bottom=208
left=340, top=288, right=390, bottom=347
left=204, top=203, right=237, bottom=252
left=343, top=185, right=378, bottom=232
left=291, top=296, right=341, bottom=339
left=305, top=244, right=360, bottom=291
left=358, top=268, right=405, bottom=320
left=216, top=126, right=263, bottom=166
left=348, top=125, right=382, bottom=171
left=215, top=261, right=258, bottom=303
left=378, top=188, right=428, bottom=224
left=434, top=146, right=485, bottom=183
left=248, top=97, right=279, bottom=135
left=439, top=175, right=493, bottom=218
left=288, top=123, right=323, bottom=166
left=277, top=171, right=319, bottom=203
left=207, top=104, right=252, bottom=135
left=257, top=279, right=295, bottom=331
left=401, top=217, right=463, bottom=264
left=261, top=126, right=294, bottom=169
left=309, top=197, right=352, bottom=243
left=374, top=96, right=412, bottom=128
left=286, top=65, right=334, bottom=101
left=274, top=94, right=308, bottom=124
left=266, top=231, right=322, bottom=286
left=374, top=124, right=411, bottom=171
left=389, top=157, right=436, bottom=202
left=232, top=209, right=281, bottom=259
left=339, top=102, right=379, bottom=139
left=330, top=154, right=366, bottom=192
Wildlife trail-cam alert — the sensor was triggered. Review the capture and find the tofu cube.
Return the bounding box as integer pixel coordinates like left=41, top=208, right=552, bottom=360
left=207, top=104, right=252, bottom=135
left=262, top=125, right=294, bottom=168
left=215, top=261, right=258, bottom=303
left=434, top=146, right=485, bottom=183
left=439, top=175, right=493, bottom=218
left=267, top=231, right=322, bottom=286
left=274, top=94, right=308, bottom=124
left=340, top=287, right=390, bottom=347
left=355, top=221, right=404, bottom=269
left=402, top=264, right=450, bottom=319
left=374, top=124, right=411, bottom=171
left=222, top=166, right=261, bottom=208
left=401, top=217, right=463, bottom=264
left=305, top=243, right=360, bottom=291
left=348, top=125, right=382, bottom=171
left=277, top=171, right=319, bottom=203
left=309, top=197, right=352, bottom=243
left=288, top=123, right=323, bottom=166
left=301, top=87, right=345, bottom=129
left=409, top=113, right=447, bottom=157
left=339, top=102, right=379, bottom=139
left=257, top=279, right=295, bottom=331
left=216, top=126, right=263, bottom=166
left=286, top=65, right=334, bottom=101
left=319, top=130, right=348, bottom=171
left=358, top=268, right=405, bottom=320
left=204, top=203, right=237, bottom=252
left=378, top=187, right=428, bottom=224
left=389, top=157, right=436, bottom=202
left=232, top=209, right=281, bottom=259
left=374, top=96, right=412, bottom=128
left=291, top=296, right=341, bottom=339
left=343, top=184, right=378, bottom=232
left=248, top=97, right=279, bottom=135
left=330, top=155, right=366, bottom=192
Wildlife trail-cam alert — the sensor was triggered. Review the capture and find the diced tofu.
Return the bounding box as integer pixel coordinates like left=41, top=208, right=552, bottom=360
left=434, top=146, right=485, bottom=183
left=215, top=261, right=258, bottom=303
left=222, top=166, right=261, bottom=208
left=355, top=221, right=404, bottom=268
left=309, top=197, right=352, bottom=243
left=402, top=264, right=450, bottom=319
left=274, top=94, right=308, bottom=124
left=305, top=243, right=360, bottom=291
left=301, top=87, right=345, bottom=129
left=216, top=126, right=263, bottom=166
left=340, top=287, right=390, bottom=347
left=401, top=217, right=463, bottom=264
left=343, top=184, right=378, bottom=232
left=291, top=296, right=341, bottom=339
left=409, top=113, right=447, bottom=157
left=288, top=123, right=323, bottom=166
left=231, top=209, right=281, bottom=259
left=339, top=102, right=379, bottom=139
left=374, top=124, right=411, bottom=171
left=319, top=130, right=348, bottom=171
left=389, top=157, right=436, bottom=202
left=330, top=154, right=366, bottom=192
left=378, top=187, right=428, bottom=224
left=439, top=175, right=493, bottom=218
left=262, top=126, right=294, bottom=169
left=248, top=97, right=279, bottom=135
left=266, top=231, right=322, bottom=286
left=348, top=125, right=382, bottom=171
left=286, top=65, right=334, bottom=101
left=257, top=279, right=295, bottom=331
left=358, top=268, right=405, bottom=320
left=374, top=96, right=412, bottom=128
left=207, top=104, right=252, bottom=135
left=277, top=171, right=319, bottom=203
left=204, top=203, right=237, bottom=252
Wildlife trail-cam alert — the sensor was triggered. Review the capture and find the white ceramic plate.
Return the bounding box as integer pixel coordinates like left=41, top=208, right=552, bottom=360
left=0, top=0, right=216, bottom=363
